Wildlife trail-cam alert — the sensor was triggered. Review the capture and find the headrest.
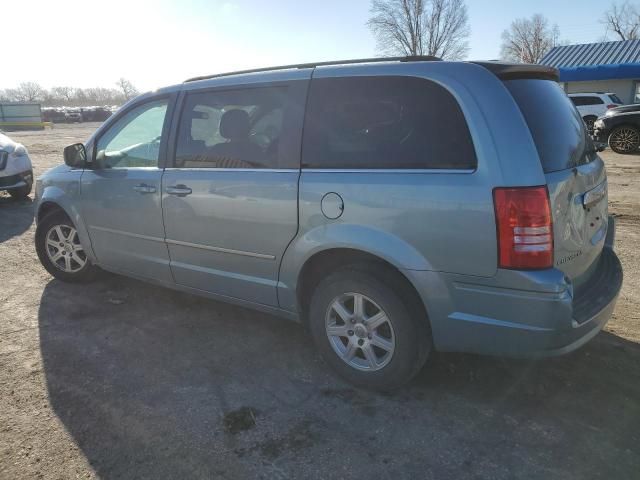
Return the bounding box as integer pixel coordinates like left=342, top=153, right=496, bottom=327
left=219, top=109, right=250, bottom=140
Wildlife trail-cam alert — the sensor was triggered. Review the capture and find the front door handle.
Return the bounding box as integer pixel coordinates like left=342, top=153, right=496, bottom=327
left=166, top=184, right=193, bottom=197
left=133, top=183, right=156, bottom=194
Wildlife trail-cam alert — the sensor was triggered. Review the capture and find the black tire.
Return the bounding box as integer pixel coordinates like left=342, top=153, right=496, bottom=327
left=35, top=211, right=97, bottom=283
left=608, top=125, right=640, bottom=154
left=583, top=116, right=597, bottom=136
left=308, top=265, right=431, bottom=391
left=8, top=170, right=33, bottom=200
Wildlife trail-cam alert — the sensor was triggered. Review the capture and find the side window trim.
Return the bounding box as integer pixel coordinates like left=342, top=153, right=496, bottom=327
left=168, top=80, right=309, bottom=170
left=92, top=93, right=177, bottom=170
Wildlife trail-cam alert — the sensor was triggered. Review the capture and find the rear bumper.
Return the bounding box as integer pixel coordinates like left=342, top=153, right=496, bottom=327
left=405, top=218, right=623, bottom=357
left=532, top=246, right=622, bottom=357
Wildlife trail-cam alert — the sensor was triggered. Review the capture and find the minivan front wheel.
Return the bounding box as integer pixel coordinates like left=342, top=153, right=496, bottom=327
left=609, top=125, right=640, bottom=154
left=308, top=266, right=430, bottom=390
left=36, top=212, right=97, bottom=282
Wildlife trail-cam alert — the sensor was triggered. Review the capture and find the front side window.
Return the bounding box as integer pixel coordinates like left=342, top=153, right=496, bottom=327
left=175, top=87, right=287, bottom=169
left=96, top=99, right=168, bottom=168
left=301, top=76, right=477, bottom=170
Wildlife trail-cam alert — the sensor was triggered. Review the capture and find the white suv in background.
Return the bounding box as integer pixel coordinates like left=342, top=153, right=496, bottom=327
left=569, top=93, right=623, bottom=134
left=0, top=132, right=34, bottom=200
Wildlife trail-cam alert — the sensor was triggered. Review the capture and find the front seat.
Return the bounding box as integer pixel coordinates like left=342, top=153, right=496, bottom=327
left=208, top=109, right=265, bottom=168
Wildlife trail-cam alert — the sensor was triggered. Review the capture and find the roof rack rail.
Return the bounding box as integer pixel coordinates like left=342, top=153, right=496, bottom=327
left=184, top=56, right=442, bottom=83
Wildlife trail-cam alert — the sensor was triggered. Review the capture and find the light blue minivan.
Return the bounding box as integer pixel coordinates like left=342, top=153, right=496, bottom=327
left=34, top=57, right=623, bottom=390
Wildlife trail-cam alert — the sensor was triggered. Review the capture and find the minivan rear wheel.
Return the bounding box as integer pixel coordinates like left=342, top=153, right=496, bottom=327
left=35, top=211, right=97, bottom=282
left=609, top=125, right=640, bottom=154
left=308, top=266, right=430, bottom=390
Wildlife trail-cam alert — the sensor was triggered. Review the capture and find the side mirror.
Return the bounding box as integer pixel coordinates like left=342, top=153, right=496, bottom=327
left=63, top=143, right=86, bottom=168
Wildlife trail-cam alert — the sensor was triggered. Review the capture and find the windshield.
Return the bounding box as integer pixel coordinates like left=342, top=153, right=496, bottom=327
left=506, top=79, right=596, bottom=173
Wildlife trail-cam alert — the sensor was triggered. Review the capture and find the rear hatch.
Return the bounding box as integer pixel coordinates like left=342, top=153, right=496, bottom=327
left=505, top=79, right=608, bottom=284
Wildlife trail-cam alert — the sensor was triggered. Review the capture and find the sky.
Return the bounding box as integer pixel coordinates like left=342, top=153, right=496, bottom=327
left=3, top=0, right=615, bottom=92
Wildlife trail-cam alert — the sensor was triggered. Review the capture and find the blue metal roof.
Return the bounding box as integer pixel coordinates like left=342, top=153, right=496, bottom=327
left=541, top=40, right=640, bottom=81
left=542, top=40, right=640, bottom=68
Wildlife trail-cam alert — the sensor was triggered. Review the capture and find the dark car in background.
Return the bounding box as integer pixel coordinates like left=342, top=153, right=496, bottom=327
left=42, top=106, right=114, bottom=124
left=80, top=107, right=113, bottom=122
left=603, top=104, right=640, bottom=116
left=593, top=107, right=640, bottom=154
left=41, top=108, right=67, bottom=123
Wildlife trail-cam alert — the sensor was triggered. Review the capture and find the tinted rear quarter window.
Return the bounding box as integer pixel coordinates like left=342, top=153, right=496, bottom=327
left=609, top=94, right=623, bottom=104
left=302, top=76, right=477, bottom=169
left=507, top=80, right=594, bottom=173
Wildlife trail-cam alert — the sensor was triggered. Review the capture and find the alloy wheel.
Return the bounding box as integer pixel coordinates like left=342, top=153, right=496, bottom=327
left=610, top=127, right=640, bottom=153
left=45, top=224, right=87, bottom=273
left=325, top=292, right=395, bottom=371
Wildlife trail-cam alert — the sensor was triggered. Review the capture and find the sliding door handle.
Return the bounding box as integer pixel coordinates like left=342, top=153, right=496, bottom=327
left=166, top=184, right=192, bottom=197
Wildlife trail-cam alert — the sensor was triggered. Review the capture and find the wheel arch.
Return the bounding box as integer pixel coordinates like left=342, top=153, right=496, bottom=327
left=293, top=247, right=431, bottom=333
left=608, top=123, right=640, bottom=153
left=36, top=188, right=96, bottom=262
left=609, top=122, right=640, bottom=131
left=37, top=201, right=68, bottom=223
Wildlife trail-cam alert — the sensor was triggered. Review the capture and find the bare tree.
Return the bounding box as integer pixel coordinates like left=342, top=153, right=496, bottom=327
left=5, top=82, right=45, bottom=102
left=85, top=87, right=120, bottom=104
left=51, top=86, right=76, bottom=103
left=116, top=78, right=139, bottom=101
left=367, top=0, right=470, bottom=60
left=602, top=2, right=640, bottom=40
left=500, top=14, right=560, bottom=64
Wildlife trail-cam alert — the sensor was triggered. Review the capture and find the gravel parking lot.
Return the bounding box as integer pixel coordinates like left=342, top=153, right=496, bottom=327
left=1, top=123, right=639, bottom=479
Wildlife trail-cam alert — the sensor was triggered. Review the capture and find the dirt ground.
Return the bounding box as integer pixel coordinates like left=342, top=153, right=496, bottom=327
left=0, top=123, right=639, bottom=479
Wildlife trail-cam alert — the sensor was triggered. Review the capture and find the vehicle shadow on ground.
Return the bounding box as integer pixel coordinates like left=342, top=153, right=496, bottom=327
left=0, top=194, right=34, bottom=242
left=38, top=275, right=640, bottom=479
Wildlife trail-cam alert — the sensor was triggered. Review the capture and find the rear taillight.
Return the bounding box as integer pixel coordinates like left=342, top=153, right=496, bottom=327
left=606, top=104, right=618, bottom=109
left=493, top=186, right=553, bottom=270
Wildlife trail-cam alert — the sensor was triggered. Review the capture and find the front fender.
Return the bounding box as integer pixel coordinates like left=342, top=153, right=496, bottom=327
left=37, top=175, right=96, bottom=262
left=277, top=223, right=434, bottom=313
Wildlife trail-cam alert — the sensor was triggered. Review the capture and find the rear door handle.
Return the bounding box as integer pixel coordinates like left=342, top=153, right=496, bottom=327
left=133, top=183, right=156, bottom=194
left=166, top=184, right=192, bottom=197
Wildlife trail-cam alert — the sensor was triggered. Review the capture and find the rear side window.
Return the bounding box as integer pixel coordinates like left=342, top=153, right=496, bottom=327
left=302, top=76, right=477, bottom=169
left=570, top=96, right=604, bottom=106
left=507, top=80, right=594, bottom=173
left=609, top=94, right=623, bottom=104
left=585, top=96, right=604, bottom=105
left=175, top=87, right=289, bottom=169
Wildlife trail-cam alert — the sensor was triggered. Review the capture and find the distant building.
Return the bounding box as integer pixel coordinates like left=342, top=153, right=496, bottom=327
left=542, top=39, right=640, bottom=104
left=0, top=102, right=43, bottom=130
